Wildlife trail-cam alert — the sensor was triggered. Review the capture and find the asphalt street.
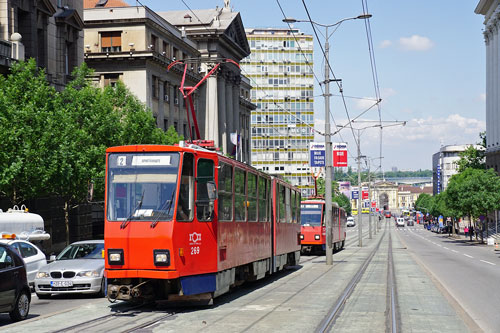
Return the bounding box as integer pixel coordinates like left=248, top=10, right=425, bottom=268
left=396, top=224, right=500, bottom=333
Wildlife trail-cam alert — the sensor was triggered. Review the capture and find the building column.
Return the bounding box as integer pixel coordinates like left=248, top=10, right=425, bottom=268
left=225, top=80, right=234, bottom=156
left=158, top=81, right=165, bottom=129
left=486, top=31, right=491, bottom=151
left=205, top=75, right=219, bottom=147
left=217, top=76, right=227, bottom=154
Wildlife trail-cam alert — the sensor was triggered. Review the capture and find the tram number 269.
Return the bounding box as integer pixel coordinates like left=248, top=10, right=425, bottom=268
left=191, top=246, right=200, bottom=255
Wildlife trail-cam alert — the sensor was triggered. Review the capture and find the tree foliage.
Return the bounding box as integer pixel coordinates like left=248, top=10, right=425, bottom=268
left=315, top=178, right=351, bottom=214
left=456, top=132, right=486, bottom=172
left=0, top=60, right=182, bottom=243
left=445, top=168, right=500, bottom=220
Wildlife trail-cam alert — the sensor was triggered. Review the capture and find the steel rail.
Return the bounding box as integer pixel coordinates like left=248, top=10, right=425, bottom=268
left=315, top=223, right=387, bottom=333
left=387, top=231, right=399, bottom=333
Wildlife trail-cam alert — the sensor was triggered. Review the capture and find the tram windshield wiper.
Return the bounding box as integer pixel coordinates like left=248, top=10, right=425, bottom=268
left=121, top=190, right=145, bottom=229
left=151, top=188, right=176, bottom=228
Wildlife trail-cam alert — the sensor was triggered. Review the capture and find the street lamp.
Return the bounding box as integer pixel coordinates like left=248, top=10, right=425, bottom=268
left=283, top=13, right=372, bottom=265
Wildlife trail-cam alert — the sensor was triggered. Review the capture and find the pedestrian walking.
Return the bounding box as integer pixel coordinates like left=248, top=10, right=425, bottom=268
left=464, top=226, right=468, bottom=237
left=469, top=225, right=474, bottom=238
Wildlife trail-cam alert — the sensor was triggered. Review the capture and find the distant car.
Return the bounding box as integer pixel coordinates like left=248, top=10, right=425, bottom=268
left=34, top=240, right=105, bottom=299
left=0, top=236, right=47, bottom=287
left=0, top=243, right=31, bottom=321
left=346, top=216, right=356, bottom=227
left=407, top=220, right=414, bottom=226
left=396, top=217, right=405, bottom=227
left=385, top=211, right=391, bottom=218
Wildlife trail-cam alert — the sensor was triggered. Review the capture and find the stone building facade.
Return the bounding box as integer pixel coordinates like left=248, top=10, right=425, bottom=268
left=0, top=0, right=84, bottom=89
left=159, top=3, right=254, bottom=162
left=476, top=1, right=500, bottom=173
left=84, top=4, right=201, bottom=137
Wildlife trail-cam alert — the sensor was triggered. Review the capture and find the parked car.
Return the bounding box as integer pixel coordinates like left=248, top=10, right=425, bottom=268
left=34, top=240, right=105, bottom=299
left=407, top=219, right=414, bottom=226
left=396, top=217, right=405, bottom=227
left=0, top=235, right=47, bottom=287
left=0, top=243, right=31, bottom=321
left=346, top=216, right=356, bottom=227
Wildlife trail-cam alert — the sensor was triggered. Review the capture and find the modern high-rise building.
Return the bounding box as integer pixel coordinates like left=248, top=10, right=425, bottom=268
left=242, top=28, right=315, bottom=197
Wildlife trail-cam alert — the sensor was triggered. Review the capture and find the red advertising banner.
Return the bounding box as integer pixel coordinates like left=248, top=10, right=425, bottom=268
left=362, top=187, right=369, bottom=200
left=371, top=201, right=376, bottom=208
left=333, top=142, right=348, bottom=167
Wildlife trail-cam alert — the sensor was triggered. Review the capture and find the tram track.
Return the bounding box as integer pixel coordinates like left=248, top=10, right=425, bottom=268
left=315, top=223, right=400, bottom=333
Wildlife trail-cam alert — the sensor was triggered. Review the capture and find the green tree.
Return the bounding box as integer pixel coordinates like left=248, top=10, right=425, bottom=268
left=333, top=193, right=351, bottom=215
left=456, top=132, right=486, bottom=172
left=415, top=193, right=432, bottom=215
left=445, top=168, right=500, bottom=241
left=0, top=60, right=183, bottom=244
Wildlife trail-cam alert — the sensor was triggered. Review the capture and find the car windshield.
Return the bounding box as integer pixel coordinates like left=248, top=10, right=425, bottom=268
left=300, top=204, right=323, bottom=226
left=57, top=243, right=104, bottom=260
left=107, top=152, right=180, bottom=221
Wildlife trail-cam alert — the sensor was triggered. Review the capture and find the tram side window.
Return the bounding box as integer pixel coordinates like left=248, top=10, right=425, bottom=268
left=279, top=184, right=286, bottom=223
left=234, top=168, right=246, bottom=221
left=196, top=158, right=215, bottom=221
left=247, top=173, right=257, bottom=221
left=285, top=187, right=292, bottom=223
left=218, top=162, right=233, bottom=221
left=266, top=179, right=271, bottom=222
left=258, top=176, right=268, bottom=222
left=178, top=153, right=194, bottom=221
left=291, top=191, right=297, bottom=223
left=296, top=191, right=301, bottom=224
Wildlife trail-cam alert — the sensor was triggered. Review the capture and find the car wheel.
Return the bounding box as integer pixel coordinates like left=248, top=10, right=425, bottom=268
left=9, top=289, right=30, bottom=322
left=96, top=278, right=106, bottom=298
left=36, top=293, right=51, bottom=299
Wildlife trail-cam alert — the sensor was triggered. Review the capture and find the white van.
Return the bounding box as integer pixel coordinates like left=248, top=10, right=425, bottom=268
left=396, top=217, right=405, bottom=227
left=346, top=216, right=355, bottom=227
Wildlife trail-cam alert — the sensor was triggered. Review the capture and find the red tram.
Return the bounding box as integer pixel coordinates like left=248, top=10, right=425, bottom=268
left=104, top=143, right=301, bottom=303
left=299, top=198, right=347, bottom=254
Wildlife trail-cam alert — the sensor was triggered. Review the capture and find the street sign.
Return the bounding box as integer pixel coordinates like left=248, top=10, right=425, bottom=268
left=309, top=142, right=326, bottom=167
left=333, top=142, right=348, bottom=167
left=371, top=201, right=376, bottom=208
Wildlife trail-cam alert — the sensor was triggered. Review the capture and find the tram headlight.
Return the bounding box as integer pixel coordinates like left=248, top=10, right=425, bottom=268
left=108, top=249, right=124, bottom=265
left=314, top=235, right=320, bottom=240
left=300, top=234, right=304, bottom=240
left=154, top=249, right=170, bottom=266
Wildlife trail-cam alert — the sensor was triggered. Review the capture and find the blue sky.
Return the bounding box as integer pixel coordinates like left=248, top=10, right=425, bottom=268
left=139, top=0, right=486, bottom=171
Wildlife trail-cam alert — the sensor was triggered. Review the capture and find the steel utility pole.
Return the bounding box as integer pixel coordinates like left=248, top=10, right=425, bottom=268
left=357, top=130, right=363, bottom=247
left=324, top=25, right=333, bottom=265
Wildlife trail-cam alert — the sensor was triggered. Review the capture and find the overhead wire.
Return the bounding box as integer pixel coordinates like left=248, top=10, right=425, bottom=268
left=361, top=0, right=384, bottom=178
left=301, top=0, right=359, bottom=148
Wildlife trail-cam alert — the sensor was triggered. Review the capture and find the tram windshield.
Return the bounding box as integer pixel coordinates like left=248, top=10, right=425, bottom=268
left=107, top=153, right=180, bottom=221
left=300, top=204, right=324, bottom=226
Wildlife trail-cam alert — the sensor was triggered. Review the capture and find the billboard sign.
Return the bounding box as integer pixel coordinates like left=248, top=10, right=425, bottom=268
left=309, top=142, right=326, bottom=168
left=362, top=186, right=369, bottom=200
left=333, top=142, right=348, bottom=167
left=351, top=187, right=359, bottom=200
left=338, top=181, right=351, bottom=198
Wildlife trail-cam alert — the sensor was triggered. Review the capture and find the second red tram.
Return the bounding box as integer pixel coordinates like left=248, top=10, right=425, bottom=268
left=300, top=198, right=347, bottom=254
left=104, top=143, right=301, bottom=303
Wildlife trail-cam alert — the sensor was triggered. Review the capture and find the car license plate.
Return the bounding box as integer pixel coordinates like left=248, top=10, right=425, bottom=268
left=51, top=281, right=73, bottom=287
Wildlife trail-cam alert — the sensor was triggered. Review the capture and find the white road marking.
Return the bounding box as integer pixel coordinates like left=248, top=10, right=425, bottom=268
left=443, top=247, right=449, bottom=250
left=452, top=250, right=458, bottom=253
left=480, top=260, right=496, bottom=266
left=463, top=254, right=474, bottom=258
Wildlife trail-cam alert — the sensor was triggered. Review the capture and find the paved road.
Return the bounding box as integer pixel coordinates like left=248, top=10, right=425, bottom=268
left=0, top=292, right=104, bottom=327
left=396, top=224, right=500, bottom=333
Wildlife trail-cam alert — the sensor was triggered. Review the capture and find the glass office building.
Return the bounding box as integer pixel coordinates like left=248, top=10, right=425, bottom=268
left=242, top=28, right=315, bottom=197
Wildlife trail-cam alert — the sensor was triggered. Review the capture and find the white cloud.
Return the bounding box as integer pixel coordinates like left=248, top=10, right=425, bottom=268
left=398, top=35, right=434, bottom=51
left=380, top=40, right=392, bottom=48
left=355, top=98, right=378, bottom=111
left=381, top=88, right=396, bottom=99
left=384, top=114, right=485, bottom=143
left=479, top=93, right=486, bottom=102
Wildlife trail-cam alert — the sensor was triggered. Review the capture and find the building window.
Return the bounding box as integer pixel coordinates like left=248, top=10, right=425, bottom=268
left=150, top=34, right=158, bottom=51
left=163, top=41, right=170, bottom=57
left=164, top=82, right=170, bottom=102
left=164, top=119, right=168, bottom=130
left=101, top=31, right=121, bottom=52
left=103, top=73, right=120, bottom=87
left=152, top=75, right=159, bottom=99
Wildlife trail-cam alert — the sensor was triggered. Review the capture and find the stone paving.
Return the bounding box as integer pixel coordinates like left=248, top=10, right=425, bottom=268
left=3, top=226, right=477, bottom=333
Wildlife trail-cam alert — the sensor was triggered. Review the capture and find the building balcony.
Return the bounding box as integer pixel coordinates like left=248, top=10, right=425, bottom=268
left=0, top=40, right=12, bottom=71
